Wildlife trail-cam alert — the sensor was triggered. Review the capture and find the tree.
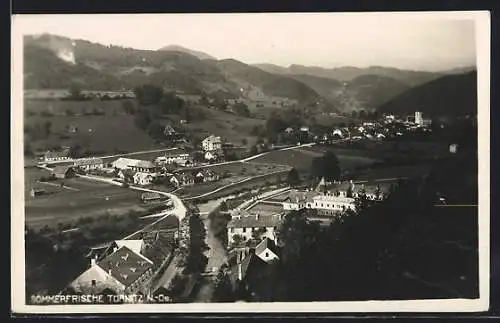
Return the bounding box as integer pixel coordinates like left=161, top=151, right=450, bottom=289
left=134, top=109, right=152, bottom=131
left=43, top=120, right=52, bottom=137
left=311, top=151, right=341, bottom=181
left=148, top=121, right=164, bottom=141
left=122, top=100, right=135, bottom=115
left=69, top=83, right=83, bottom=99
left=286, top=168, right=301, bottom=187
left=231, top=234, right=245, bottom=247
left=351, top=110, right=358, bottom=119
left=213, top=268, right=234, bottom=302
left=251, top=227, right=267, bottom=241
left=232, top=102, right=250, bottom=117
left=134, top=84, right=164, bottom=106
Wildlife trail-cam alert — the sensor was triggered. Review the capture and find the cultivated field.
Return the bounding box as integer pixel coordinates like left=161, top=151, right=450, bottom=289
left=24, top=99, right=162, bottom=153
left=25, top=168, right=148, bottom=226
left=249, top=148, right=378, bottom=173
left=180, top=105, right=265, bottom=146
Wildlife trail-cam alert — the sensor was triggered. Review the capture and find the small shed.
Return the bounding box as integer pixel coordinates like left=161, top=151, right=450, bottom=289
left=30, top=188, right=46, bottom=197
left=51, top=165, right=75, bottom=179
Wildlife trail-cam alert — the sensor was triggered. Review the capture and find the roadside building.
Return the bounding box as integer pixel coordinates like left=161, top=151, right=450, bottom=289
left=73, top=157, right=104, bottom=171
left=51, top=165, right=75, bottom=179
left=112, top=158, right=156, bottom=173
left=141, top=192, right=164, bottom=203
left=30, top=188, right=46, bottom=197
left=43, top=147, right=71, bottom=162
left=194, top=169, right=220, bottom=183
left=284, top=127, right=294, bottom=134
left=155, top=149, right=192, bottom=165
left=449, top=143, right=459, bottom=154
left=254, top=238, right=279, bottom=263
left=169, top=172, right=195, bottom=188
left=133, top=172, right=155, bottom=186
left=227, top=210, right=283, bottom=244
left=69, top=245, right=154, bottom=296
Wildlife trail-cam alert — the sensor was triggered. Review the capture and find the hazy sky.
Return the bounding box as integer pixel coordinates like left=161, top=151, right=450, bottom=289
left=14, top=12, right=478, bottom=71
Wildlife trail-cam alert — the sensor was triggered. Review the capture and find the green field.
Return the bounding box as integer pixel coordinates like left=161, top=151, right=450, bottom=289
left=24, top=99, right=162, bottom=153
left=25, top=168, right=147, bottom=226
left=249, top=147, right=378, bottom=173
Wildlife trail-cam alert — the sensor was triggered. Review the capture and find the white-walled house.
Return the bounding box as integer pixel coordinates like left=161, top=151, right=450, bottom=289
left=73, top=158, right=104, bottom=171
left=155, top=149, right=192, bottom=165
left=254, top=238, right=279, bottom=263
left=68, top=245, right=154, bottom=295
left=202, top=135, right=222, bottom=152
left=227, top=210, right=283, bottom=245
left=133, top=172, right=155, bottom=186
left=112, top=158, right=157, bottom=173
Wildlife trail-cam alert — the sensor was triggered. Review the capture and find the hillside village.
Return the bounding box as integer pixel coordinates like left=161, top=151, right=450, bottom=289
left=21, top=32, right=480, bottom=305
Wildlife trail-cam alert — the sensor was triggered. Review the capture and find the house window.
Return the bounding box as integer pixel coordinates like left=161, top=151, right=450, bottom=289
left=265, top=252, right=269, bottom=257
left=91, top=279, right=96, bottom=286
left=243, top=228, right=246, bottom=233
left=230, top=228, right=234, bottom=233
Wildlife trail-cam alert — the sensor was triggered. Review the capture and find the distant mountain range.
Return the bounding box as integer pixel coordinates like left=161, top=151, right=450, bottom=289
left=377, top=71, right=477, bottom=117
left=23, top=33, right=477, bottom=116
left=158, top=44, right=216, bottom=60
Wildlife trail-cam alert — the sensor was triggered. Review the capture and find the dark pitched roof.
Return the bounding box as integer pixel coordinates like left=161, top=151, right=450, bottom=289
left=97, top=246, right=153, bottom=288
left=52, top=165, right=73, bottom=175
left=73, top=158, right=104, bottom=166
left=227, top=211, right=282, bottom=229
left=44, top=148, right=70, bottom=159
left=255, top=238, right=279, bottom=256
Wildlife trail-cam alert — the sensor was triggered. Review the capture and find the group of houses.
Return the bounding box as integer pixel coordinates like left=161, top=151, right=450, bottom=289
left=281, top=178, right=391, bottom=217
left=168, top=168, right=221, bottom=188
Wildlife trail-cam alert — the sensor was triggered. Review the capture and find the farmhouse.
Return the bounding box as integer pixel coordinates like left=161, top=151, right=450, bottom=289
left=112, top=158, right=156, bottom=173
left=30, top=188, right=46, bottom=197
left=194, top=169, right=220, bottom=183
left=133, top=172, right=155, bottom=186
left=169, top=172, right=195, bottom=188
left=284, top=127, right=294, bottom=134
left=141, top=192, right=164, bottom=203
left=69, top=244, right=154, bottom=295
left=73, top=158, right=104, bottom=171
left=229, top=248, right=273, bottom=300
left=227, top=210, right=283, bottom=244
left=51, top=165, right=75, bottom=179
left=118, top=169, right=135, bottom=183
left=204, top=150, right=220, bottom=162
left=42, top=147, right=71, bottom=162
left=202, top=135, right=223, bottom=152
left=156, top=149, right=192, bottom=165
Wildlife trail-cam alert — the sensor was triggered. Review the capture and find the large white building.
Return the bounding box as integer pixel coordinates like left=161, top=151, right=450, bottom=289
left=202, top=135, right=223, bottom=152
left=282, top=179, right=391, bottom=216
left=415, top=111, right=424, bottom=126
left=155, top=149, right=192, bottom=165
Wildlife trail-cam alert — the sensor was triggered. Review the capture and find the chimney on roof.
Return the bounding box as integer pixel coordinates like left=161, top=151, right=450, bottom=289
left=108, top=269, right=112, bottom=276
left=90, top=255, right=97, bottom=267
left=113, top=247, right=118, bottom=253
